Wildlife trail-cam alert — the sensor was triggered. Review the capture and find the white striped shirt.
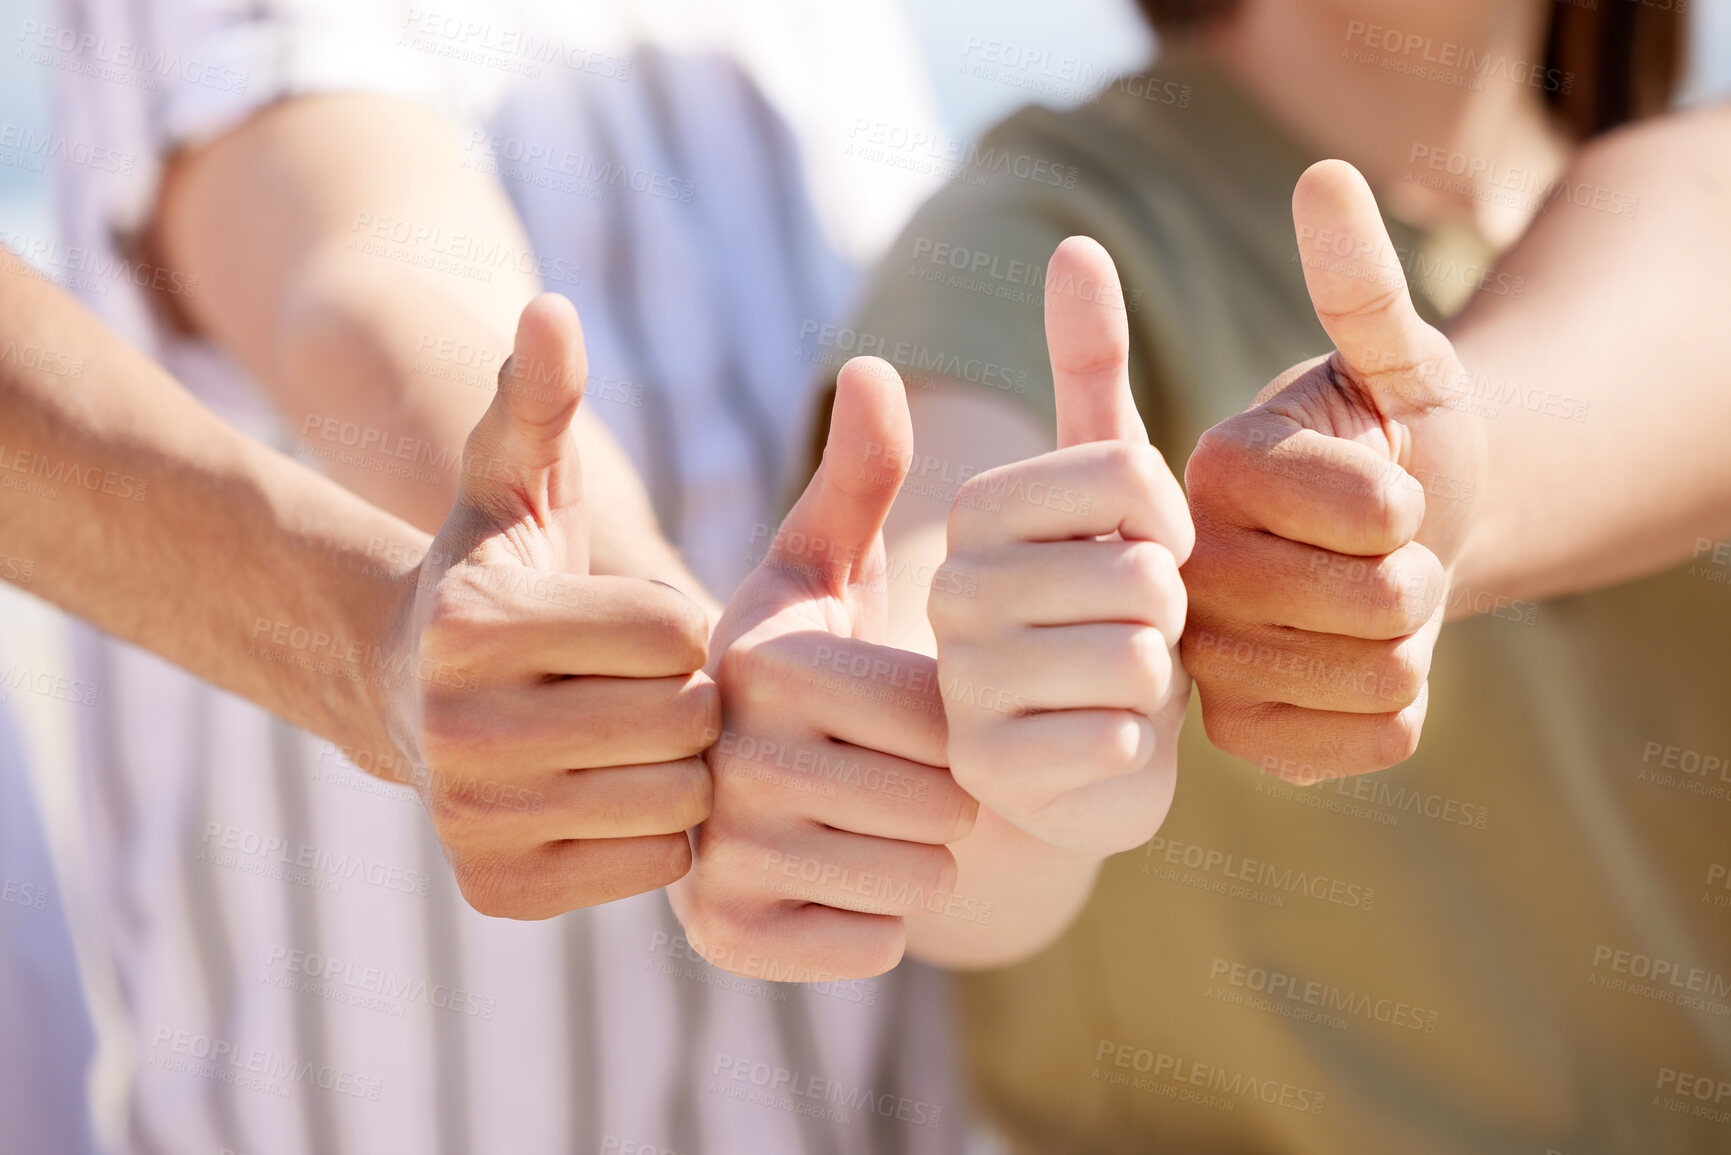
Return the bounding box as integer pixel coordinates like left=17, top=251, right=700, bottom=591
left=34, top=2, right=967, bottom=1151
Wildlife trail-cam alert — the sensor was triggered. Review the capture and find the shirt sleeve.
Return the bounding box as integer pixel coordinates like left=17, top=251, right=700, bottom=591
left=836, top=174, right=1071, bottom=436
left=143, top=0, right=474, bottom=154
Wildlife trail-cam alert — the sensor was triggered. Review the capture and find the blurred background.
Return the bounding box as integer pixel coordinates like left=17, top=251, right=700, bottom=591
left=2, top=1, right=1729, bottom=1152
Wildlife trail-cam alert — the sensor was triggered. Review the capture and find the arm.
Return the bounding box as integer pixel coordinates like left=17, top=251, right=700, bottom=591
left=2, top=259, right=718, bottom=915
left=1183, top=108, right=1731, bottom=779
left=153, top=93, right=711, bottom=608
left=1, top=248, right=422, bottom=762
left=1446, top=105, right=1731, bottom=601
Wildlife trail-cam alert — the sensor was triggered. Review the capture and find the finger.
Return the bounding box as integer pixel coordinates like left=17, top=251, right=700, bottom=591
left=425, top=672, right=719, bottom=771
left=1021, top=759, right=1178, bottom=856
left=1183, top=528, right=1444, bottom=640
left=1046, top=236, right=1148, bottom=448
left=708, top=732, right=975, bottom=845
left=427, top=570, right=710, bottom=677
left=1292, top=160, right=1459, bottom=414
left=949, top=709, right=1155, bottom=811
left=451, top=832, right=692, bottom=919
left=768, top=356, right=911, bottom=591
left=940, top=538, right=1184, bottom=635
left=944, top=623, right=1173, bottom=718
left=429, top=758, right=713, bottom=852
left=743, top=633, right=948, bottom=767
left=735, top=828, right=958, bottom=918
left=691, top=903, right=905, bottom=983
left=1187, top=410, right=1424, bottom=557
left=1199, top=691, right=1429, bottom=779
left=949, top=441, right=1192, bottom=559
left=1182, top=622, right=1431, bottom=715
left=457, top=293, right=590, bottom=561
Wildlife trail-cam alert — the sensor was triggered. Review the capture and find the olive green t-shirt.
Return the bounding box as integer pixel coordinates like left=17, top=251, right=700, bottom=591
left=841, top=52, right=1731, bottom=1154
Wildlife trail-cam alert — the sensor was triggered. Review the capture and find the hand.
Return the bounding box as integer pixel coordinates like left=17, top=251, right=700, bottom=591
left=669, top=358, right=979, bottom=982
left=928, top=237, right=1194, bottom=855
left=1181, top=160, right=1488, bottom=780
left=383, top=294, right=719, bottom=917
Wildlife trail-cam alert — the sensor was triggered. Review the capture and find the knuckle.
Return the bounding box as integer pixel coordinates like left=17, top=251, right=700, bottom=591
left=644, top=833, right=695, bottom=891
left=1082, top=711, right=1150, bottom=776
left=1365, top=715, right=1424, bottom=773
left=453, top=853, right=535, bottom=919
left=1357, top=469, right=1422, bottom=551
left=1377, top=644, right=1428, bottom=707
left=676, top=676, right=723, bottom=752
left=1183, top=424, right=1240, bottom=501
left=647, top=590, right=711, bottom=671
left=1121, top=540, right=1178, bottom=599
left=1395, top=550, right=1447, bottom=626
left=1124, top=626, right=1173, bottom=697
left=1197, top=701, right=1270, bottom=766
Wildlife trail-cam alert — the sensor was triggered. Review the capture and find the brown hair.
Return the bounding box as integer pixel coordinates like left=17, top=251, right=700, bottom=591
left=1134, top=0, right=1686, bottom=138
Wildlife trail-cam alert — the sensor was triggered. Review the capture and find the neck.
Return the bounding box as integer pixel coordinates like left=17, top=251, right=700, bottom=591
left=1200, top=0, right=1572, bottom=247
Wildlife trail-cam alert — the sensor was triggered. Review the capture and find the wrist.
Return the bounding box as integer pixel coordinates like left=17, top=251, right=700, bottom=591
left=338, top=535, right=430, bottom=785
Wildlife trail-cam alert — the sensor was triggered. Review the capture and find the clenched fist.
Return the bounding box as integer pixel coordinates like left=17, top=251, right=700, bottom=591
left=384, top=294, right=720, bottom=917
left=930, top=237, right=1194, bottom=854
left=1182, top=160, right=1488, bottom=780
left=670, top=358, right=979, bottom=982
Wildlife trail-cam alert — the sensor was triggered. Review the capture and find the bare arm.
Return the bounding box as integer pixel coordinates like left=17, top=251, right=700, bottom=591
left=154, top=93, right=712, bottom=609
left=1448, top=105, right=1731, bottom=601
left=1185, top=109, right=1731, bottom=778
left=2, top=262, right=719, bottom=914
left=0, top=250, right=423, bottom=765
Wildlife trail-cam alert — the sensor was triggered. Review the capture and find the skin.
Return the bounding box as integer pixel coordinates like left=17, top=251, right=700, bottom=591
left=154, top=92, right=711, bottom=596
left=872, top=0, right=1731, bottom=963
left=679, top=242, right=1195, bottom=976
left=1186, top=115, right=1731, bottom=777
left=136, top=92, right=726, bottom=915
left=0, top=259, right=719, bottom=915
left=670, top=358, right=979, bottom=982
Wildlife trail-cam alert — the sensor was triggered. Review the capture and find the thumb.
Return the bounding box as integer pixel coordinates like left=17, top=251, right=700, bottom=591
left=1292, top=160, right=1460, bottom=414
left=1046, top=236, right=1148, bottom=449
left=458, top=293, right=590, bottom=560
left=771, top=356, right=911, bottom=591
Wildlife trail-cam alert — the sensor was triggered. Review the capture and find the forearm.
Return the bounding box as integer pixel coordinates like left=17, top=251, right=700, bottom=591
left=0, top=255, right=425, bottom=770
left=905, top=809, right=1103, bottom=968
left=1448, top=105, right=1731, bottom=605
left=154, top=94, right=712, bottom=609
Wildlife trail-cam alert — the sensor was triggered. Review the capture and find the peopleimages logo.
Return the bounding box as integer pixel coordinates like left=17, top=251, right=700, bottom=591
left=1342, top=21, right=1572, bottom=95
left=1093, top=1039, right=1326, bottom=1115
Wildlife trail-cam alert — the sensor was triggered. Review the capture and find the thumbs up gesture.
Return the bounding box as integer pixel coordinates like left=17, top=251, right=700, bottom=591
left=386, top=294, right=720, bottom=917
left=1182, top=160, right=1488, bottom=779
left=669, top=357, right=980, bottom=982
left=928, top=237, right=1195, bottom=855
